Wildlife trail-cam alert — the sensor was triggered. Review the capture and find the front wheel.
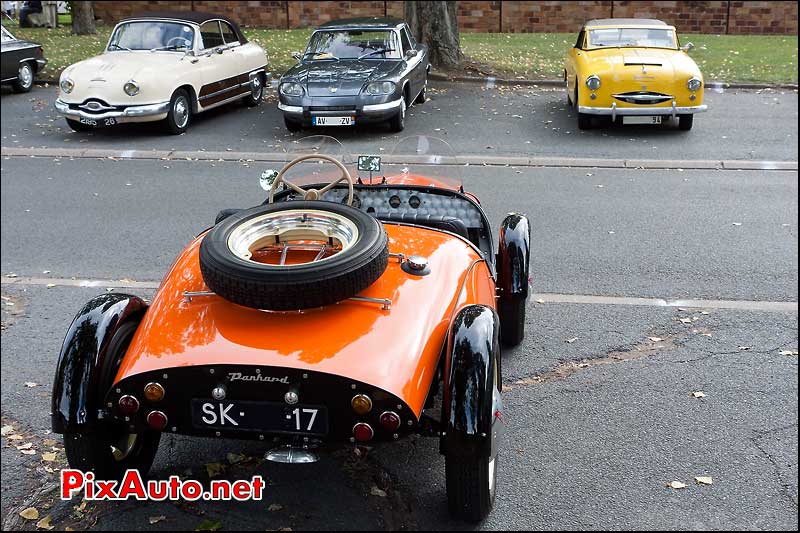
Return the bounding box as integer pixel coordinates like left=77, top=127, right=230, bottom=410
left=164, top=89, right=191, bottom=134
left=446, top=454, right=497, bottom=522
left=243, top=74, right=264, bottom=107
left=388, top=96, right=406, bottom=132
left=284, top=116, right=302, bottom=132
left=678, top=114, right=694, bottom=131
left=499, top=295, right=526, bottom=346
left=12, top=62, right=34, bottom=93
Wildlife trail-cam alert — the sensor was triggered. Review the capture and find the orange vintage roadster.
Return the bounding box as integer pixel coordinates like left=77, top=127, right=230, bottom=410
left=51, top=136, right=530, bottom=522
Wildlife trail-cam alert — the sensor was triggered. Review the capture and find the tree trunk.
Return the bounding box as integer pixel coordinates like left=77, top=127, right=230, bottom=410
left=71, top=1, right=96, bottom=35
left=405, top=1, right=463, bottom=70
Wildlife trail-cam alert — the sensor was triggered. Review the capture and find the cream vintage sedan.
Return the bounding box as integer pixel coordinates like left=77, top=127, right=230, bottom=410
left=55, top=11, right=268, bottom=134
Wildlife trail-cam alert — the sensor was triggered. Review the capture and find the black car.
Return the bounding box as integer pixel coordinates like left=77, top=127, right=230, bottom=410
left=278, top=17, right=429, bottom=132
left=1, top=24, right=46, bottom=93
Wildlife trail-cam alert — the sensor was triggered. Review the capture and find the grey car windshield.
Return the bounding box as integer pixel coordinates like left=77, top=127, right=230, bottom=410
left=306, top=30, right=401, bottom=60
left=587, top=28, right=677, bottom=49
left=108, top=21, right=195, bottom=51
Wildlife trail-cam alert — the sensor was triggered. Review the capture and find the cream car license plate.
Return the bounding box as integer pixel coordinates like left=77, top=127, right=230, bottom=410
left=623, top=116, right=662, bottom=125
left=313, top=116, right=354, bottom=126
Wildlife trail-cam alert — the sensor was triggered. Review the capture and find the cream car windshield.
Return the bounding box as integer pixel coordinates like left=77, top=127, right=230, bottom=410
left=587, top=28, right=677, bottom=49
left=108, top=21, right=195, bottom=52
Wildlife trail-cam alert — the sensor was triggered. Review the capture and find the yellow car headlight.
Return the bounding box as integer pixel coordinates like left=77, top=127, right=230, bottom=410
left=687, top=78, right=702, bottom=92
left=586, top=75, right=601, bottom=91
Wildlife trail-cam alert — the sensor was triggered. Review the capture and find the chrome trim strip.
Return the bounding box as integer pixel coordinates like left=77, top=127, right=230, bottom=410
left=199, top=92, right=248, bottom=111
left=54, top=99, right=171, bottom=121
left=612, top=93, right=675, bottom=101
left=278, top=102, right=303, bottom=113
left=579, top=104, right=708, bottom=116
left=363, top=98, right=403, bottom=112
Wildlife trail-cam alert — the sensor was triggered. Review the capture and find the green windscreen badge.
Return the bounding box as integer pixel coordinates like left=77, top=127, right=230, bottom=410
left=358, top=155, right=381, bottom=184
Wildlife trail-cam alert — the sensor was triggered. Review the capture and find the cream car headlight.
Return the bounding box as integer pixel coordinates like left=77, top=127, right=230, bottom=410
left=60, top=78, right=74, bottom=94
left=364, top=81, right=395, bottom=95
left=585, top=75, right=601, bottom=91
left=280, top=82, right=304, bottom=96
left=687, top=77, right=702, bottom=92
left=124, top=80, right=140, bottom=96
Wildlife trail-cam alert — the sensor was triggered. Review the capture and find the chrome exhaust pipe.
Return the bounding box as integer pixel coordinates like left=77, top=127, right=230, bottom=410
left=264, top=444, right=319, bottom=464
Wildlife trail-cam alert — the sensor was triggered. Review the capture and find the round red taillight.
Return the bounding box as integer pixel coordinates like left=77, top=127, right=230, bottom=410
left=146, top=410, right=168, bottom=430
left=118, top=395, right=140, bottom=414
left=379, top=411, right=401, bottom=431
left=352, top=422, right=374, bottom=442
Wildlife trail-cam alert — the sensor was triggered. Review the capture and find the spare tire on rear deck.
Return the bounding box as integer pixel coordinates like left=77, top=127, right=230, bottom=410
left=199, top=201, right=389, bottom=310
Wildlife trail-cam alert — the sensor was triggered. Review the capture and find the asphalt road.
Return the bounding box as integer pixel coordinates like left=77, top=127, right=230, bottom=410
left=0, top=82, right=797, bottom=531
left=0, top=83, right=797, bottom=162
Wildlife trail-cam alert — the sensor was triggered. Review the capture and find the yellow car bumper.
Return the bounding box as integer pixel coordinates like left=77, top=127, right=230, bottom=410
left=579, top=101, right=707, bottom=119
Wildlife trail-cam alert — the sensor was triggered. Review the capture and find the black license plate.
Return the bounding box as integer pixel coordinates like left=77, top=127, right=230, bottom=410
left=191, top=399, right=328, bottom=435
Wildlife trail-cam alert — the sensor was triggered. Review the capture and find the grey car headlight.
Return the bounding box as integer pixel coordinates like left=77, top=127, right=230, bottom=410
left=60, top=78, right=74, bottom=94
left=585, top=75, right=601, bottom=90
left=364, top=81, right=395, bottom=95
left=124, top=80, right=140, bottom=96
left=687, top=77, right=702, bottom=91
left=280, top=82, right=304, bottom=96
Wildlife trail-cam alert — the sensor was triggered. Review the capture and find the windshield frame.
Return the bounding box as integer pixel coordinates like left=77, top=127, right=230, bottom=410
left=583, top=26, right=678, bottom=51
left=304, top=28, right=403, bottom=61
left=106, top=19, right=198, bottom=53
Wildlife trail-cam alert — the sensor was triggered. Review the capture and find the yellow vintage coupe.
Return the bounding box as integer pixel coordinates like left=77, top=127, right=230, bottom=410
left=565, top=19, right=706, bottom=131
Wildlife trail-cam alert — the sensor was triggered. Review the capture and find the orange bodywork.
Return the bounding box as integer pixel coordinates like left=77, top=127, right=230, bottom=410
left=115, top=222, right=496, bottom=418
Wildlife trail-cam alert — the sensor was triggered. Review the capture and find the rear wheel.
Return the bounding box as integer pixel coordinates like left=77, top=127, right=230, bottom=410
left=678, top=114, right=694, bottom=131
left=66, top=118, right=94, bottom=132
left=446, top=455, right=497, bottom=522
left=12, top=62, right=34, bottom=93
left=388, top=96, right=406, bottom=132
left=414, top=79, right=427, bottom=104
left=62, top=321, right=161, bottom=480
left=164, top=89, right=191, bottom=134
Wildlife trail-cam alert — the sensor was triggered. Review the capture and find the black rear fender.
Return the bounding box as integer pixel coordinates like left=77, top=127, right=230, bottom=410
left=51, top=294, right=147, bottom=434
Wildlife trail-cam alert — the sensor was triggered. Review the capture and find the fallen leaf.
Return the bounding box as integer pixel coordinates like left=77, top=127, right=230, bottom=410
left=695, top=476, right=713, bottom=485
left=24, top=382, right=38, bottom=388
left=535, top=299, right=545, bottom=304
left=565, top=337, right=578, bottom=343
left=196, top=519, right=223, bottom=531
left=779, top=350, right=798, bottom=356
left=731, top=222, right=742, bottom=226
left=46, top=283, right=56, bottom=288
left=36, top=515, right=54, bottom=530
left=648, top=337, right=663, bottom=342
left=16, top=442, right=33, bottom=450
left=1, top=425, right=14, bottom=436
left=8, top=434, right=24, bottom=440
left=679, top=318, right=692, bottom=324
left=20, top=449, right=37, bottom=455
left=20, top=507, right=39, bottom=520
left=226, top=452, right=247, bottom=464
left=41, top=452, right=57, bottom=462
left=268, top=503, right=283, bottom=512
left=692, top=391, right=706, bottom=398
left=149, top=516, right=166, bottom=524
left=205, top=462, right=225, bottom=477
left=667, top=480, right=687, bottom=489
left=370, top=486, right=387, bottom=497
left=738, top=346, right=751, bottom=351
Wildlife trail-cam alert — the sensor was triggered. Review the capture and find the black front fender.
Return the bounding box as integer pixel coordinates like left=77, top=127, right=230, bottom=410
left=440, top=305, right=502, bottom=459
left=497, top=213, right=531, bottom=298
left=51, top=293, right=147, bottom=434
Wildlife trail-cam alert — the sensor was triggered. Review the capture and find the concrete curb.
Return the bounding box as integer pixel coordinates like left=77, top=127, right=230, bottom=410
left=2, top=146, right=797, bottom=171
left=427, top=72, right=798, bottom=90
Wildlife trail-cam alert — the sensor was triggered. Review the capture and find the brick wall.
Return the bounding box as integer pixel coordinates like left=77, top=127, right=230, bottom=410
left=502, top=1, right=611, bottom=33
left=91, top=1, right=799, bottom=35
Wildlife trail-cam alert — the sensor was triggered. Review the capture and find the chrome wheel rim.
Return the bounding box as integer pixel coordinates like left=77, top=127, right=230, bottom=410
left=19, top=64, right=33, bottom=88
left=110, top=433, right=138, bottom=461
left=227, top=209, right=359, bottom=266
left=174, top=96, right=189, bottom=128
left=251, top=76, right=262, bottom=99
left=400, top=98, right=406, bottom=120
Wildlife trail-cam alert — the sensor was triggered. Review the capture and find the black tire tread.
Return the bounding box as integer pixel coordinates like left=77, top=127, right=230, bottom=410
left=499, top=295, right=526, bottom=346
left=446, top=456, right=494, bottom=522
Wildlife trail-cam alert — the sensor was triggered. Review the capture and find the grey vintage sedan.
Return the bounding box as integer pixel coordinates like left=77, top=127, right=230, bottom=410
left=278, top=17, right=429, bottom=132
left=1, top=24, right=46, bottom=93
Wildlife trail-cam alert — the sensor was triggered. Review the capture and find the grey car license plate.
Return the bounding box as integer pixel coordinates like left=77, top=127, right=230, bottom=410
left=623, top=116, right=662, bottom=125
left=191, top=399, right=328, bottom=435
left=313, top=116, right=354, bottom=126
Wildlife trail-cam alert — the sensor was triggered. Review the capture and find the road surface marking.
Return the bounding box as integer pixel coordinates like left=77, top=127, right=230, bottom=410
left=2, top=276, right=796, bottom=312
